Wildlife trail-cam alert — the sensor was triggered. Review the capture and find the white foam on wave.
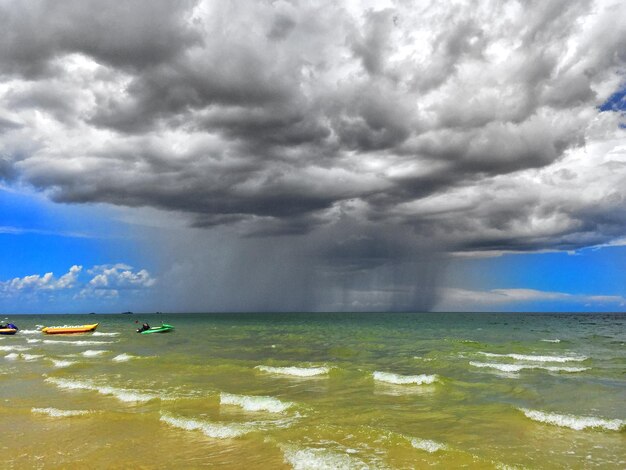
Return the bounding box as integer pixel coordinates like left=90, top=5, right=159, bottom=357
left=373, top=371, right=438, bottom=385
left=92, top=332, right=119, bottom=337
left=281, top=445, right=368, bottom=470
left=112, top=353, right=139, bottom=362
left=160, top=413, right=252, bottom=439
left=43, top=340, right=114, bottom=346
left=478, top=352, right=587, bottom=363
left=21, top=353, right=44, bottom=361
left=32, top=407, right=90, bottom=417
left=410, top=438, right=446, bottom=453
left=6, top=352, right=44, bottom=361
left=469, top=361, right=588, bottom=373
left=255, top=365, right=330, bottom=377
left=82, top=350, right=109, bottom=357
left=45, top=377, right=162, bottom=403
left=541, top=339, right=561, bottom=343
left=50, top=359, right=77, bottom=368
left=19, top=329, right=41, bottom=335
left=220, top=392, right=293, bottom=413
left=519, top=408, right=625, bottom=431
left=26, top=338, right=42, bottom=344
left=0, top=345, right=30, bottom=352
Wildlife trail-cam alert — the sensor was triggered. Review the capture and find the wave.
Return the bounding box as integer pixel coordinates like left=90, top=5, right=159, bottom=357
left=469, top=361, right=588, bottom=373
left=19, top=329, right=41, bottom=335
left=92, top=332, right=120, bottom=337
left=21, top=353, right=44, bottom=361
left=0, top=345, right=30, bottom=352
left=45, top=377, right=162, bottom=403
left=255, top=365, right=330, bottom=377
left=43, top=340, right=114, bottom=346
left=409, top=437, right=446, bottom=453
left=373, top=371, right=438, bottom=385
left=478, top=352, right=587, bottom=363
left=32, top=407, right=90, bottom=417
left=281, top=445, right=368, bottom=470
left=82, top=350, right=109, bottom=357
left=5, top=352, right=43, bottom=361
left=112, top=353, right=139, bottom=362
left=220, top=392, right=293, bottom=413
left=160, top=413, right=252, bottom=439
left=541, top=339, right=561, bottom=343
left=26, top=338, right=42, bottom=344
left=50, top=359, right=77, bottom=368
left=519, top=408, right=625, bottom=431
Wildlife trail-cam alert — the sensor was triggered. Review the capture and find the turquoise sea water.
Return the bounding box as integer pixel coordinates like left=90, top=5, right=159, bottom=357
left=1, top=312, right=625, bottom=468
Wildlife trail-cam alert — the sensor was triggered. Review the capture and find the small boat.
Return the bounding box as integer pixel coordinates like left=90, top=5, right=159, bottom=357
left=140, top=323, right=174, bottom=334
left=41, top=323, right=99, bottom=335
left=0, top=328, right=17, bottom=335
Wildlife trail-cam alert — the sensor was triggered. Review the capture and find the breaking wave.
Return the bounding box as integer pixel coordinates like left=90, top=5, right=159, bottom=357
left=92, top=332, right=120, bottom=337
left=45, top=377, right=163, bottom=403
left=112, top=353, right=140, bottom=362
left=82, top=350, right=110, bottom=357
left=160, top=413, right=252, bottom=439
left=541, top=339, right=561, bottom=343
left=409, top=437, right=446, bottom=453
left=519, top=408, right=625, bottom=431
left=373, top=371, right=438, bottom=385
left=281, top=445, right=368, bottom=470
left=478, top=352, right=587, bottom=363
left=19, top=329, right=41, bottom=335
left=50, top=359, right=77, bottom=368
left=220, top=392, right=293, bottom=413
left=0, top=345, right=30, bottom=352
left=255, top=365, right=330, bottom=377
left=469, top=361, right=588, bottom=373
left=43, top=340, right=114, bottom=346
left=32, top=407, right=91, bottom=417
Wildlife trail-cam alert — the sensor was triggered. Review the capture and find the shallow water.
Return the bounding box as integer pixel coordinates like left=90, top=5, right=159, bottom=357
left=1, top=312, right=625, bottom=468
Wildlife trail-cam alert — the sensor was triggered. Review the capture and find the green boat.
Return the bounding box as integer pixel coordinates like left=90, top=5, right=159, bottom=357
left=140, top=323, right=174, bottom=334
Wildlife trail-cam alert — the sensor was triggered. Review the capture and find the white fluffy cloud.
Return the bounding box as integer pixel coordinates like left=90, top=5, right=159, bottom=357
left=0, top=264, right=155, bottom=299
left=86, top=264, right=156, bottom=290
left=0, top=265, right=82, bottom=295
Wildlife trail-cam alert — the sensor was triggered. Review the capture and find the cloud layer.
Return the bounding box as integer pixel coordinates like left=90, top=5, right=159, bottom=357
left=0, top=0, right=624, bottom=310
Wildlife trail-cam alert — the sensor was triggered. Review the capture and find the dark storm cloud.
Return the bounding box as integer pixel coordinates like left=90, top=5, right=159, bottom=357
left=0, top=0, right=199, bottom=78
left=1, top=0, right=625, bottom=265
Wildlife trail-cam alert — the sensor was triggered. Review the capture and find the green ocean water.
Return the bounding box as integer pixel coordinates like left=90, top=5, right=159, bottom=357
left=0, top=312, right=624, bottom=469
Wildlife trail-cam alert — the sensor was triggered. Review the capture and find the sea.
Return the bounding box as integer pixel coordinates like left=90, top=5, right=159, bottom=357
left=0, top=312, right=624, bottom=469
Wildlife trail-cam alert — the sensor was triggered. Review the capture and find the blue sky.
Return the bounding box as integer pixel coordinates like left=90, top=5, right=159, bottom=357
left=0, top=1, right=625, bottom=313
left=0, top=187, right=156, bottom=313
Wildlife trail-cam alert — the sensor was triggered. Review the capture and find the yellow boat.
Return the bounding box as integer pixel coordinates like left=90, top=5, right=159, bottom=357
left=41, top=323, right=99, bottom=335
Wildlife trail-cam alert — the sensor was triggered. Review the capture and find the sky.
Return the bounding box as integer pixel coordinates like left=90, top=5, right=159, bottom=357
left=0, top=0, right=625, bottom=313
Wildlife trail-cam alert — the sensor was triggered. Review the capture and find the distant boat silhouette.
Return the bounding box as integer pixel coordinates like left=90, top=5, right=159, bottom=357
left=121, top=311, right=133, bottom=315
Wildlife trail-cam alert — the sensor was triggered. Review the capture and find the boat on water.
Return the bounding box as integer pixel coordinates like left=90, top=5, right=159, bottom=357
left=0, top=323, right=18, bottom=335
left=41, top=323, right=99, bottom=335
left=139, top=323, right=174, bottom=334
